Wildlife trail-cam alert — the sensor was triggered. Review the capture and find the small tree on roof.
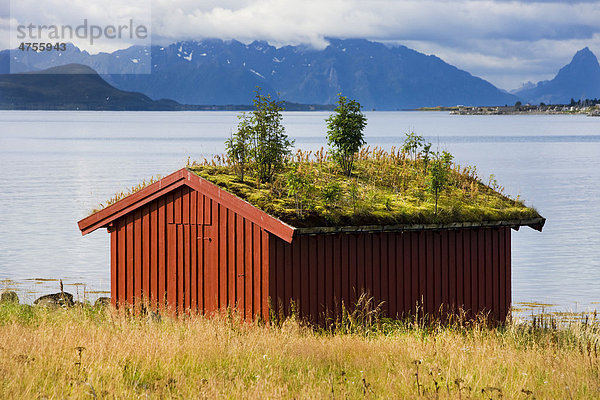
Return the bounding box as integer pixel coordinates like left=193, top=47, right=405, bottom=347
left=401, top=131, right=425, bottom=161
left=225, top=118, right=253, bottom=182
left=251, top=88, right=293, bottom=183
left=226, top=87, right=293, bottom=183
left=326, top=94, right=367, bottom=176
left=427, top=150, right=454, bottom=215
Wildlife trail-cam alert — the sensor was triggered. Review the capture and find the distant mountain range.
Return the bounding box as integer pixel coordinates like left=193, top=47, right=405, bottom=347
left=514, top=47, right=600, bottom=105
left=0, top=64, right=183, bottom=110
left=1, top=38, right=518, bottom=110
left=2, top=39, right=599, bottom=109
left=0, top=63, right=335, bottom=111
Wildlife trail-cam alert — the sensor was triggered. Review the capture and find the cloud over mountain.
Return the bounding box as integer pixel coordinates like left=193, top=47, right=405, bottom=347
left=3, top=1, right=600, bottom=89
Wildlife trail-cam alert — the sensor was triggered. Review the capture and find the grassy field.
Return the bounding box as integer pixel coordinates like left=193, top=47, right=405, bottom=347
left=0, top=302, right=598, bottom=399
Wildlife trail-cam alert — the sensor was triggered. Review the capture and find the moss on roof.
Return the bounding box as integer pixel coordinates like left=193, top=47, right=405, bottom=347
left=187, top=148, right=541, bottom=228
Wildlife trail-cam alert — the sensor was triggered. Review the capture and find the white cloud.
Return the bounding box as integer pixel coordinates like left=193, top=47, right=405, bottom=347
left=6, top=0, right=600, bottom=89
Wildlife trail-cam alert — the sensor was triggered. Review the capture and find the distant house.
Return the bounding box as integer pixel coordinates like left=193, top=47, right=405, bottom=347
left=78, top=168, right=544, bottom=323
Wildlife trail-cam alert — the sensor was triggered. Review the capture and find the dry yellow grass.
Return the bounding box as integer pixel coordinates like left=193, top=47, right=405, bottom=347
left=0, top=303, right=599, bottom=399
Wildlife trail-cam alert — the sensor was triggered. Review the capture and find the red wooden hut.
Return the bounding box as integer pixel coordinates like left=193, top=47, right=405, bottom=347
left=78, top=168, right=545, bottom=322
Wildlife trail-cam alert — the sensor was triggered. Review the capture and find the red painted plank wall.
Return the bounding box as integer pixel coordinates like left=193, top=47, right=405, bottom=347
left=269, top=227, right=511, bottom=323
left=109, top=186, right=270, bottom=320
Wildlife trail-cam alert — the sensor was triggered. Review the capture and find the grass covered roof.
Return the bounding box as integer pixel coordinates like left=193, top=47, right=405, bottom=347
left=187, top=147, right=541, bottom=229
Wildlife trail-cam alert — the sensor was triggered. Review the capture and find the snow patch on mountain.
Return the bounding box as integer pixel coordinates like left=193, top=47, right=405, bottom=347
left=249, top=69, right=265, bottom=79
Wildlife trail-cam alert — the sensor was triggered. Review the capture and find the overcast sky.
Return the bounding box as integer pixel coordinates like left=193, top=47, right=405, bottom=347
left=3, top=0, right=600, bottom=90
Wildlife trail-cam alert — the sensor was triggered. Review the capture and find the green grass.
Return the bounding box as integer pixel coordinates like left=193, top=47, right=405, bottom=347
left=188, top=147, right=541, bottom=228
left=0, top=301, right=598, bottom=399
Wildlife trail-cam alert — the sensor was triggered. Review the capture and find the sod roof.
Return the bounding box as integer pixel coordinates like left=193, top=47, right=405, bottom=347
left=187, top=148, right=544, bottom=231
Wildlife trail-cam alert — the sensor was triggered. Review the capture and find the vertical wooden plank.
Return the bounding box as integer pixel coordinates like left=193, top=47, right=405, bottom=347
left=276, top=237, right=285, bottom=315
left=149, top=202, right=158, bottom=310
left=479, top=229, right=487, bottom=315
left=414, top=232, right=423, bottom=315
left=357, top=235, right=365, bottom=297
left=166, top=193, right=174, bottom=224
left=174, top=188, right=182, bottom=224
left=470, top=229, right=479, bottom=316
left=456, top=230, right=464, bottom=312
left=202, top=222, right=210, bottom=314
left=205, top=203, right=219, bottom=314
left=227, top=210, right=236, bottom=311
left=182, top=186, right=190, bottom=225
left=388, top=234, right=397, bottom=318
left=261, top=230, right=270, bottom=320
left=292, top=236, right=302, bottom=314
left=201, top=202, right=210, bottom=313
left=253, top=224, right=261, bottom=318
left=372, top=233, right=381, bottom=306
left=235, top=214, right=245, bottom=316
left=134, top=211, right=142, bottom=306
left=166, top=223, right=177, bottom=313
left=348, top=235, right=358, bottom=308
left=386, top=234, right=395, bottom=316
left=464, top=230, right=473, bottom=316
left=396, top=233, right=405, bottom=316
left=449, top=230, right=457, bottom=312
left=191, top=223, right=197, bottom=313
left=418, top=232, right=433, bottom=314
left=204, top=199, right=216, bottom=312
left=506, top=228, right=512, bottom=319
left=142, top=208, right=150, bottom=305
left=190, top=190, right=197, bottom=225
left=309, top=237, right=318, bottom=323
left=333, top=235, right=342, bottom=318
left=269, top=236, right=278, bottom=316
left=485, top=229, right=493, bottom=318
left=340, top=234, right=349, bottom=312
left=440, top=230, right=448, bottom=316
left=324, top=235, right=334, bottom=321
left=365, top=234, right=373, bottom=299
left=492, top=229, right=500, bottom=321
left=111, top=227, right=118, bottom=308
left=126, top=215, right=134, bottom=306
left=118, top=221, right=127, bottom=307
left=380, top=233, right=388, bottom=315
left=244, top=219, right=253, bottom=320
left=426, top=231, right=435, bottom=317
left=178, top=224, right=186, bottom=313
left=499, top=228, right=506, bottom=321
left=197, top=223, right=205, bottom=314
left=219, top=204, right=228, bottom=311
left=404, top=233, right=413, bottom=316
left=399, top=233, right=408, bottom=316
left=204, top=195, right=212, bottom=225
left=198, top=194, right=205, bottom=226
left=300, top=237, right=310, bottom=320
left=284, top=239, right=293, bottom=316
left=186, top=225, right=193, bottom=313
left=318, top=236, right=326, bottom=325
left=158, top=197, right=166, bottom=310
left=432, top=231, right=441, bottom=318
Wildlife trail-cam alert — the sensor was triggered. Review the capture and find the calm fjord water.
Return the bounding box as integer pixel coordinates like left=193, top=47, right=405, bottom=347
left=0, top=111, right=599, bottom=311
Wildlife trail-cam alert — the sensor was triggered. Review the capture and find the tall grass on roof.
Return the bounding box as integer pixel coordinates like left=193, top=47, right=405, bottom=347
left=92, top=134, right=539, bottom=227
left=188, top=141, right=540, bottom=227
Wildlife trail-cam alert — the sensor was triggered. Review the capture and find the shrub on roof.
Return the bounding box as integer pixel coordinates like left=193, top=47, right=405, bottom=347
left=188, top=145, right=540, bottom=228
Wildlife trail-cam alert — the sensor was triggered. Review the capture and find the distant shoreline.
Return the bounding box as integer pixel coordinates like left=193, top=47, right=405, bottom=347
left=0, top=103, right=336, bottom=112
left=438, top=105, right=600, bottom=116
